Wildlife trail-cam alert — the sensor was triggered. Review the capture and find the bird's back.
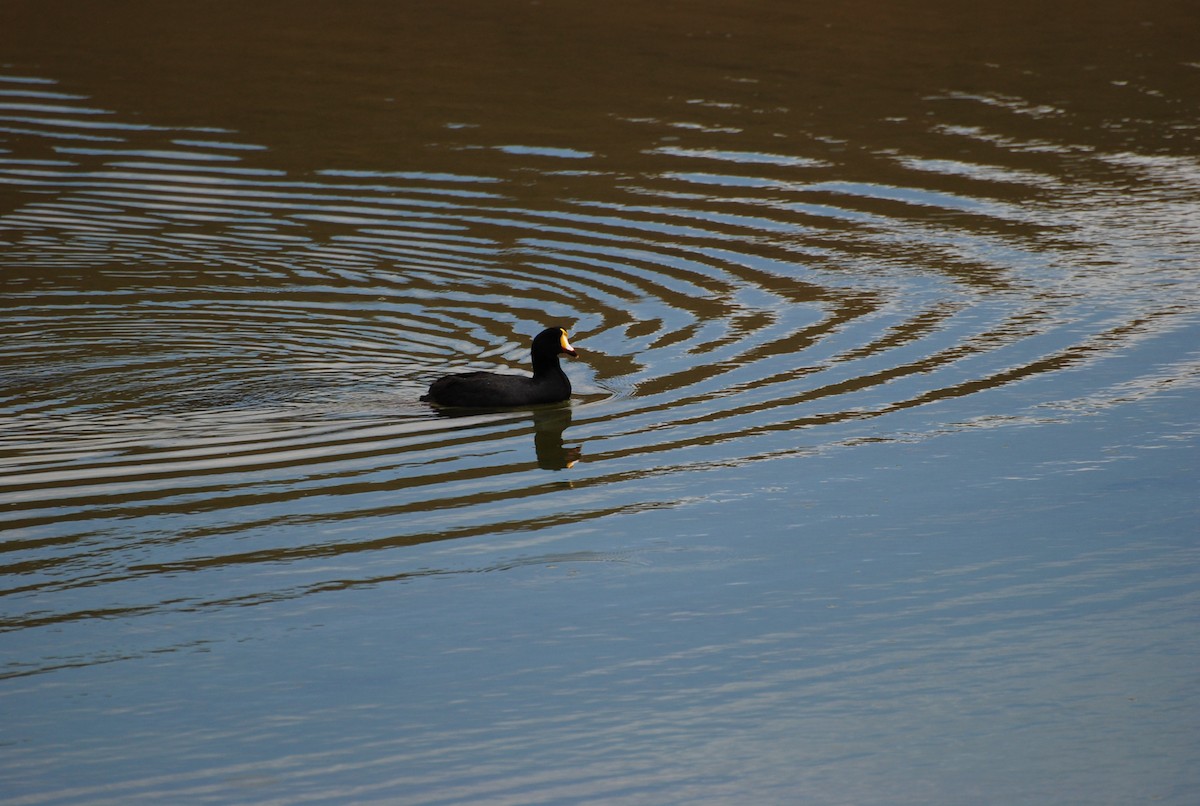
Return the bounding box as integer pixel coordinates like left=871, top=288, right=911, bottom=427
left=422, top=370, right=567, bottom=407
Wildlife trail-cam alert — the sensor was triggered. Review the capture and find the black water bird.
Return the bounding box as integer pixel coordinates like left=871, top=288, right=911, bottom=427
left=421, top=327, right=578, bottom=408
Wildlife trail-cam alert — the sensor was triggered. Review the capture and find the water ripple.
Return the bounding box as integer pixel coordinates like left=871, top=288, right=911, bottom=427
left=1, top=73, right=1196, bottom=646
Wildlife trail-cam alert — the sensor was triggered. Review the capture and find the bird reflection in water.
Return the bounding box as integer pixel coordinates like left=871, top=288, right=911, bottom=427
left=426, top=404, right=581, bottom=470
left=532, top=405, right=579, bottom=470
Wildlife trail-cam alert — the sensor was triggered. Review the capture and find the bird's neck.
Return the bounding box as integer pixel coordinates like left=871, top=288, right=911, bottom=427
left=531, top=353, right=564, bottom=378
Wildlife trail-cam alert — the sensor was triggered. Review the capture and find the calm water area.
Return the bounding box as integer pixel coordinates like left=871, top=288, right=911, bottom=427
left=2, top=1, right=1198, bottom=803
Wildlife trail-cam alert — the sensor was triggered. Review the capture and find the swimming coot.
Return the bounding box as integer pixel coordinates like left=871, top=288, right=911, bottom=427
left=420, top=327, right=578, bottom=408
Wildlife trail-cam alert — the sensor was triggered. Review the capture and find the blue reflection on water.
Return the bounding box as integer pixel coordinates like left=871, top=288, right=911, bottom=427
left=4, top=325, right=1196, bottom=804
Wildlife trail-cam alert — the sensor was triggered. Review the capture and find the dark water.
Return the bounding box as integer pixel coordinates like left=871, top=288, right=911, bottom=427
left=2, top=1, right=1198, bottom=802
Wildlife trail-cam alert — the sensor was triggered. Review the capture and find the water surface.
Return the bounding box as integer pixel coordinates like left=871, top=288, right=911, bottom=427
left=2, top=1, right=1198, bottom=803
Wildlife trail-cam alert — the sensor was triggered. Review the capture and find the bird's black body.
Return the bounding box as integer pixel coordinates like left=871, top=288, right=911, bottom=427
left=421, top=327, right=578, bottom=408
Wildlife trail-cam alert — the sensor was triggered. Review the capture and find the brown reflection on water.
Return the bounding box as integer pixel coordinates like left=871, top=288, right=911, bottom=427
left=1, top=0, right=1194, bottom=512
left=3, top=0, right=1193, bottom=174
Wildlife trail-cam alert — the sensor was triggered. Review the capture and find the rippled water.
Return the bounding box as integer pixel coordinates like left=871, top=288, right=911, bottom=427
left=2, top=1, right=1199, bottom=803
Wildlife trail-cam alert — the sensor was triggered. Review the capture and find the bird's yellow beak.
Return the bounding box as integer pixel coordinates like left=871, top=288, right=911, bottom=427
left=560, top=329, right=577, bottom=357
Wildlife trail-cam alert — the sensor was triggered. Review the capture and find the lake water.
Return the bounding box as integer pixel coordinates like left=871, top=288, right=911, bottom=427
left=2, top=1, right=1198, bottom=803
